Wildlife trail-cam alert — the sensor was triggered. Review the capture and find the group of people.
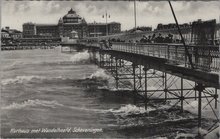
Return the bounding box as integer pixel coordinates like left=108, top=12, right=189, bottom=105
left=140, top=33, right=175, bottom=43
left=105, top=33, right=179, bottom=44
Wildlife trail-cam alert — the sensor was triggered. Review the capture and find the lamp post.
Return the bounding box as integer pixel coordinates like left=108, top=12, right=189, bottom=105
left=94, top=21, right=96, bottom=37
left=103, top=11, right=110, bottom=36
left=134, top=0, right=137, bottom=32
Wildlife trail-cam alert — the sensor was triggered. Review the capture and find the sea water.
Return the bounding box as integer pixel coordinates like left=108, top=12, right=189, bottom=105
left=0, top=48, right=218, bottom=138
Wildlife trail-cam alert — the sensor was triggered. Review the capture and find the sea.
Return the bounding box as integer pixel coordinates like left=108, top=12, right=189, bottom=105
left=1, top=47, right=219, bottom=138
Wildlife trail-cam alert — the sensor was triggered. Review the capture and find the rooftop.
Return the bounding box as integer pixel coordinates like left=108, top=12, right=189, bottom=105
left=63, top=8, right=81, bottom=19
left=36, top=24, right=57, bottom=27
left=88, top=22, right=121, bottom=25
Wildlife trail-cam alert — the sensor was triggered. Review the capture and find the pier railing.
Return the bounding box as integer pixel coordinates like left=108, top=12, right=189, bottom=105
left=111, top=42, right=220, bottom=72
left=78, top=41, right=220, bottom=72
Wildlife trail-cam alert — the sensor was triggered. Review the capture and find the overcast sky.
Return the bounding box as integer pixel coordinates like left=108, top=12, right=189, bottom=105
left=1, top=0, right=220, bottom=31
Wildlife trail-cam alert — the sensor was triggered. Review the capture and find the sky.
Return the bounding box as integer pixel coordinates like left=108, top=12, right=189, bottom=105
left=1, top=0, right=220, bottom=31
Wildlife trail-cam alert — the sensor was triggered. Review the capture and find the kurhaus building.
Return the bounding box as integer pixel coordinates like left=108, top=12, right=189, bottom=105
left=88, top=22, right=121, bottom=37
left=22, top=9, right=121, bottom=39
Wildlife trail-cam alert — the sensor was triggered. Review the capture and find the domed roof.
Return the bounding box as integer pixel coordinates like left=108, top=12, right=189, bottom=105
left=63, top=8, right=81, bottom=19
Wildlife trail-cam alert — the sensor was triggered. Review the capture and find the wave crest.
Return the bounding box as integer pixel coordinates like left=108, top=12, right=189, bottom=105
left=2, top=99, right=63, bottom=110
left=1, top=75, right=46, bottom=86
left=109, top=104, right=155, bottom=116
left=89, top=69, right=111, bottom=80
left=70, top=51, right=90, bottom=63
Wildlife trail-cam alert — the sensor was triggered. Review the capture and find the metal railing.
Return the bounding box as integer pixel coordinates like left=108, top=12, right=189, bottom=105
left=78, top=41, right=220, bottom=72
left=111, top=42, right=220, bottom=72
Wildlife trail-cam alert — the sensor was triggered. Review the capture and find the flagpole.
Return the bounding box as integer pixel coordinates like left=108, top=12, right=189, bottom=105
left=103, top=11, right=110, bottom=36
left=134, top=0, right=137, bottom=32
left=219, top=15, right=220, bottom=41
left=106, top=11, right=108, bottom=36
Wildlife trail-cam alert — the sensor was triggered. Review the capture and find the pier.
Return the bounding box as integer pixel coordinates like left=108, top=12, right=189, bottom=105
left=61, top=40, right=220, bottom=137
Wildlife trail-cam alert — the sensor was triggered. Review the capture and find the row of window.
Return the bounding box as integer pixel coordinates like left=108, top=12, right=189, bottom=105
left=63, top=19, right=79, bottom=23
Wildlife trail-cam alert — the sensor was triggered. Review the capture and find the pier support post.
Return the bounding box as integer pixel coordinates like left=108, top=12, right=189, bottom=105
left=214, top=88, right=218, bottom=109
left=164, top=72, right=168, bottom=102
left=195, top=82, right=197, bottom=100
left=180, top=77, right=184, bottom=112
left=132, top=63, right=137, bottom=104
left=143, top=67, right=148, bottom=110
left=139, top=66, right=142, bottom=90
left=89, top=49, right=92, bottom=63
left=99, top=52, right=104, bottom=68
left=115, top=58, right=119, bottom=89
left=195, top=83, right=205, bottom=137
left=92, top=50, right=96, bottom=64
left=110, top=56, right=113, bottom=73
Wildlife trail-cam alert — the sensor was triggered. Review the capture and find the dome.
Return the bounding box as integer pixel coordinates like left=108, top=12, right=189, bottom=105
left=63, top=8, right=81, bottom=19
left=61, top=8, right=87, bottom=24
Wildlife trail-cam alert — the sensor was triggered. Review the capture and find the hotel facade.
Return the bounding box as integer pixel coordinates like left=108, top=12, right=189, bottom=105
left=22, top=9, right=121, bottom=39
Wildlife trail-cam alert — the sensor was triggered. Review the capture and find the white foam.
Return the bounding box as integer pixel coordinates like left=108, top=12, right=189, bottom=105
left=108, top=104, right=155, bottom=116
left=4, top=61, right=23, bottom=70
left=1, top=75, right=70, bottom=86
left=70, top=51, right=90, bottom=63
left=1, top=75, right=46, bottom=85
left=89, top=69, right=111, bottom=80
left=2, top=99, right=63, bottom=110
left=175, top=133, right=195, bottom=139
left=183, top=100, right=210, bottom=112
left=68, top=106, right=109, bottom=113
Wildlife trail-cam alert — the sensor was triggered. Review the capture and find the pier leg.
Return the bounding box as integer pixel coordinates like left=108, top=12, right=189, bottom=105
left=99, top=52, right=104, bottom=68
left=180, top=77, right=184, bottom=112
left=164, top=72, right=168, bottom=102
left=110, top=56, right=113, bottom=73
left=195, top=82, right=197, bottom=100
left=119, top=59, right=122, bottom=67
left=139, top=66, right=142, bottom=90
left=115, top=58, right=119, bottom=89
left=133, top=63, right=137, bottom=104
left=215, top=88, right=218, bottom=109
left=144, top=67, right=148, bottom=110
left=195, top=83, right=205, bottom=137
left=107, top=55, right=110, bottom=69
left=198, top=87, right=202, bottom=137
left=89, top=49, right=93, bottom=63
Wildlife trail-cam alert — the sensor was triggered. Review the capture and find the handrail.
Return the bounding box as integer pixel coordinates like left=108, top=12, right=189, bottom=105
left=110, top=42, right=220, bottom=72
left=77, top=41, right=220, bottom=72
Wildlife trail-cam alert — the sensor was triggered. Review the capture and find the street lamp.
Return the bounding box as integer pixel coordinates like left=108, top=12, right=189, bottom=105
left=134, top=0, right=137, bottom=32
left=103, top=11, right=110, bottom=36
left=93, top=21, right=96, bottom=37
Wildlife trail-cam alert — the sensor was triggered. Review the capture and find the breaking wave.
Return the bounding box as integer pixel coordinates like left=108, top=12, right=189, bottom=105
left=89, top=69, right=111, bottom=80
left=108, top=104, right=155, bottom=116
left=184, top=100, right=208, bottom=110
left=1, top=75, right=73, bottom=86
left=3, top=61, right=24, bottom=70
left=2, top=99, right=64, bottom=110
left=1, top=75, right=46, bottom=86
left=70, top=51, right=90, bottom=63
left=65, top=104, right=155, bottom=115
